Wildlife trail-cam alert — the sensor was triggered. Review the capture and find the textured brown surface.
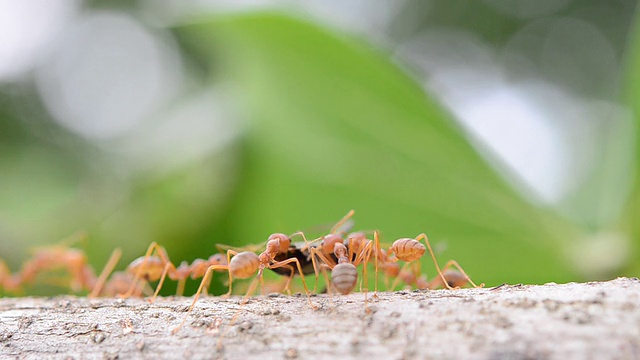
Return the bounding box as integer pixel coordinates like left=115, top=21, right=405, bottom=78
left=1, top=278, right=639, bottom=359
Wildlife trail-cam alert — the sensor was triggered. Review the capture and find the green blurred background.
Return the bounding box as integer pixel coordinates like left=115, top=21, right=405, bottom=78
left=1, top=0, right=639, bottom=295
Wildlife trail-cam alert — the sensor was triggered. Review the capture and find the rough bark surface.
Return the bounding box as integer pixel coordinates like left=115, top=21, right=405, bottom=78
left=0, top=278, right=639, bottom=359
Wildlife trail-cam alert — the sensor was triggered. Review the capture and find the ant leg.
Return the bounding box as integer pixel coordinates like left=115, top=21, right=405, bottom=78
left=150, top=262, right=177, bottom=303
left=144, top=244, right=178, bottom=302
left=172, top=264, right=229, bottom=334
left=309, top=248, right=336, bottom=293
left=374, top=231, right=380, bottom=298
left=309, top=248, right=320, bottom=293
left=269, top=258, right=318, bottom=310
left=356, top=242, right=373, bottom=313
left=299, top=236, right=323, bottom=253
left=202, top=272, right=214, bottom=296
left=0, top=259, right=9, bottom=293
left=415, top=233, right=452, bottom=290
left=410, top=261, right=421, bottom=281
left=223, top=250, right=239, bottom=298
left=353, top=241, right=373, bottom=292
left=120, top=242, right=164, bottom=298
left=176, top=278, right=187, bottom=297
left=390, top=262, right=412, bottom=291
left=319, top=263, right=334, bottom=307
left=289, top=231, right=308, bottom=242
left=279, top=264, right=295, bottom=296
left=330, top=209, right=355, bottom=234
left=89, top=248, right=122, bottom=298
left=240, top=269, right=263, bottom=307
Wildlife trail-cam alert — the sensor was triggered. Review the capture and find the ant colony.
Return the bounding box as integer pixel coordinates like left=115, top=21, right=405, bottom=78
left=0, top=210, right=483, bottom=334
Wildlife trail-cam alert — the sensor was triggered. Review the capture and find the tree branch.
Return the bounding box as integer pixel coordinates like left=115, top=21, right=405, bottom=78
left=1, top=278, right=639, bottom=359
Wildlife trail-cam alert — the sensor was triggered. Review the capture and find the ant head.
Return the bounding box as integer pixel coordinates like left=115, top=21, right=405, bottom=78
left=209, top=253, right=226, bottom=265
left=267, top=233, right=291, bottom=253
left=333, top=242, right=348, bottom=260
left=322, top=234, right=343, bottom=254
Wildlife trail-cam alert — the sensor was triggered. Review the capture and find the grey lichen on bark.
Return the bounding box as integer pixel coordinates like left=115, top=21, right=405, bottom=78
left=0, top=278, right=639, bottom=359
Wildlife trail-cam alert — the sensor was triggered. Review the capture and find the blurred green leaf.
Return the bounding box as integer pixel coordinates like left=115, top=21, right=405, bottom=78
left=176, top=12, right=583, bottom=285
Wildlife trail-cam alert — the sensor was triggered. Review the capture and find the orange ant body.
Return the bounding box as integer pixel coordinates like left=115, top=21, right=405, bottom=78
left=119, top=242, right=191, bottom=302
left=189, top=254, right=227, bottom=279
left=187, top=253, right=228, bottom=294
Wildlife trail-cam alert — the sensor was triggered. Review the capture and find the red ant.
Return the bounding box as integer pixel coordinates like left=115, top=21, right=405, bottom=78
left=187, top=253, right=228, bottom=295
left=0, top=238, right=124, bottom=297
left=306, top=230, right=376, bottom=295
left=118, top=242, right=191, bottom=302
left=374, top=233, right=482, bottom=292
left=300, top=210, right=356, bottom=291
left=16, top=245, right=96, bottom=293
left=328, top=236, right=374, bottom=296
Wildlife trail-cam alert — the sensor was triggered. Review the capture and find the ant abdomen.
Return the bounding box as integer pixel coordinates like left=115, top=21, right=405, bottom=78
left=228, top=251, right=259, bottom=279
left=102, top=272, right=141, bottom=297
left=391, top=239, right=425, bottom=262
left=331, top=263, right=357, bottom=295
left=127, top=256, right=165, bottom=281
